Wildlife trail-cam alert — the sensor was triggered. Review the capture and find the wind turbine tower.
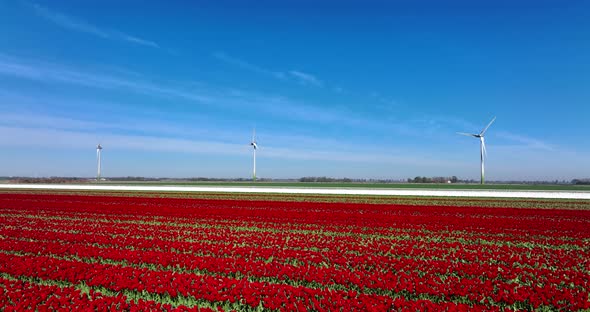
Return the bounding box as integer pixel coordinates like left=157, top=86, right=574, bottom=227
left=458, top=117, right=496, bottom=184
left=96, top=144, right=103, bottom=181
left=250, top=129, right=258, bottom=182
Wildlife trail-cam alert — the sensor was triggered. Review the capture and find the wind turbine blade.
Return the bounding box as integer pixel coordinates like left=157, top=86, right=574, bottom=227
left=252, top=128, right=256, bottom=142
left=482, top=139, right=487, bottom=158
left=480, top=116, right=496, bottom=136
left=457, top=132, right=477, bottom=137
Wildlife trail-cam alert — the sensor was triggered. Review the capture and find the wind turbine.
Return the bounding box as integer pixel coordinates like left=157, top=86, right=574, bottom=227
left=250, top=129, right=258, bottom=182
left=96, top=144, right=103, bottom=181
left=458, top=117, right=496, bottom=185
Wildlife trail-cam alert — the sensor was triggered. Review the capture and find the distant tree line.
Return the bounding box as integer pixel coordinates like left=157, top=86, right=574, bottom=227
left=299, top=177, right=354, bottom=182
left=298, top=177, right=404, bottom=183
left=10, top=177, right=90, bottom=184
left=106, top=177, right=273, bottom=182
left=185, top=177, right=272, bottom=182
left=108, top=176, right=161, bottom=181
left=4, top=176, right=589, bottom=185
left=407, top=176, right=459, bottom=183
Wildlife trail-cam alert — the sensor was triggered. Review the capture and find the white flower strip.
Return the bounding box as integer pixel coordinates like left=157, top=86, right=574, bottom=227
left=1, top=184, right=590, bottom=199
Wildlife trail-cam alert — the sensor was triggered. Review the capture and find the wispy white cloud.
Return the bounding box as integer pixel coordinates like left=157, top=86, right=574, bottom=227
left=212, top=52, right=286, bottom=80
left=368, top=91, right=400, bottom=111
left=2, top=122, right=587, bottom=180
left=1, top=90, right=583, bottom=180
left=0, top=54, right=365, bottom=127
left=0, top=98, right=390, bottom=157
left=118, top=34, right=159, bottom=49
left=0, top=124, right=464, bottom=169
left=1, top=53, right=559, bottom=161
left=437, top=116, right=553, bottom=151
left=213, top=52, right=325, bottom=88
left=288, top=70, right=323, bottom=87
left=333, top=86, right=345, bottom=93
left=29, top=3, right=160, bottom=49
left=0, top=53, right=217, bottom=104
left=0, top=101, right=243, bottom=144
left=0, top=125, right=246, bottom=156
left=495, top=131, right=554, bottom=151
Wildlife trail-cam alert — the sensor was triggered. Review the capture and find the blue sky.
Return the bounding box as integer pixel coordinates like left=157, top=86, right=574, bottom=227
left=0, top=0, right=589, bottom=180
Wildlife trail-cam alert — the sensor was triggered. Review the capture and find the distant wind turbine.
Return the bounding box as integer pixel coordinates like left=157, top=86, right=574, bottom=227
left=96, top=144, right=103, bottom=181
left=250, top=129, right=258, bottom=182
left=457, top=117, right=496, bottom=185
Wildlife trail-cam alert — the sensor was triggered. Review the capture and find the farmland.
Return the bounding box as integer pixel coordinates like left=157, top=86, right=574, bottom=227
left=0, top=192, right=589, bottom=311
left=2, top=183, right=590, bottom=200
left=105, top=181, right=590, bottom=191
left=4, top=179, right=590, bottom=191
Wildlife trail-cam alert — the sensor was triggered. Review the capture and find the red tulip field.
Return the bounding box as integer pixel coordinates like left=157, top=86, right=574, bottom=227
left=0, top=193, right=589, bottom=311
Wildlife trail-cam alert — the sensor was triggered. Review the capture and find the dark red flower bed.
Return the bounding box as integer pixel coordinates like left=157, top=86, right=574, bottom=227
left=0, top=193, right=588, bottom=311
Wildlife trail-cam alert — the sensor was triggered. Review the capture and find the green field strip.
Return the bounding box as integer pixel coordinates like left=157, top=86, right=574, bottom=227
left=89, top=181, right=590, bottom=191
